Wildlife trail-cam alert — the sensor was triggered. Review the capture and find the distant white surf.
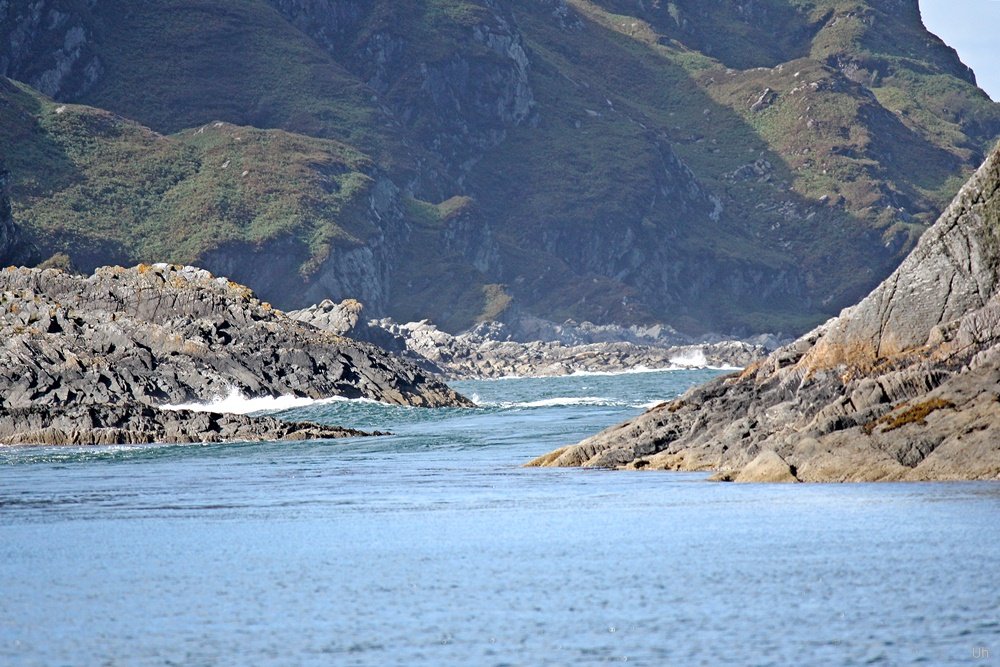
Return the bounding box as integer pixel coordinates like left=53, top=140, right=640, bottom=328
left=472, top=395, right=633, bottom=409
left=162, top=388, right=379, bottom=415
left=471, top=394, right=676, bottom=410
left=668, top=349, right=708, bottom=368
left=473, top=361, right=742, bottom=381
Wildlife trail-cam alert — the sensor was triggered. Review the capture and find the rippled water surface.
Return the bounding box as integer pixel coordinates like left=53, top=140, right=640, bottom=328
left=2, top=370, right=998, bottom=666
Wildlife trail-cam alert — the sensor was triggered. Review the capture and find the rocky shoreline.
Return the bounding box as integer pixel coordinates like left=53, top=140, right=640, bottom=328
left=290, top=300, right=770, bottom=379
left=0, top=263, right=470, bottom=446
left=529, top=144, right=1000, bottom=482
left=0, top=403, right=373, bottom=446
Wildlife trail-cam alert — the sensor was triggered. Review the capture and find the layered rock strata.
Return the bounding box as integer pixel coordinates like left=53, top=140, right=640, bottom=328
left=0, top=263, right=470, bottom=445
left=530, top=144, right=1000, bottom=482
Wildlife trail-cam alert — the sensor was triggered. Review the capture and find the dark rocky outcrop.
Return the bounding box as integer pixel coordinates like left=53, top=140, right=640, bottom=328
left=0, top=263, right=470, bottom=445
left=529, top=144, right=1000, bottom=482
left=0, top=404, right=368, bottom=446
left=0, top=262, right=468, bottom=408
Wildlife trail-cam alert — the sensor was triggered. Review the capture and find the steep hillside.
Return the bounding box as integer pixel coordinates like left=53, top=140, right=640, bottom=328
left=530, top=142, right=1000, bottom=481
left=0, top=162, right=16, bottom=261
left=0, top=78, right=409, bottom=309
left=2, top=0, right=998, bottom=334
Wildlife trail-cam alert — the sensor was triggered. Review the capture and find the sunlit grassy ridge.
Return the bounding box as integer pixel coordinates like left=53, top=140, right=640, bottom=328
left=0, top=79, right=377, bottom=273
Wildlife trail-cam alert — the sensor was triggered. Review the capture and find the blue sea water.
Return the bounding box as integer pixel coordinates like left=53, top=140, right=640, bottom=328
left=1, top=369, right=998, bottom=666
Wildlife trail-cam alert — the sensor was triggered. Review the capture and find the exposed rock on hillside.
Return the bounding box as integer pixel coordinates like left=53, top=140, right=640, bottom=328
left=0, top=1, right=103, bottom=99
left=0, top=263, right=470, bottom=445
left=291, top=299, right=767, bottom=379
left=529, top=144, right=1000, bottom=482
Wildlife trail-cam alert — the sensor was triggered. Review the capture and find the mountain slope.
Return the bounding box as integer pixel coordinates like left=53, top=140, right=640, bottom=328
left=0, top=77, right=415, bottom=310
left=530, top=141, right=1000, bottom=481
left=2, top=0, right=998, bottom=333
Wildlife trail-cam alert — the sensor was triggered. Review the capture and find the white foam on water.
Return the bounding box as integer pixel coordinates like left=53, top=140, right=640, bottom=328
left=476, top=396, right=628, bottom=409
left=162, top=388, right=379, bottom=415
left=668, top=349, right=709, bottom=368
left=568, top=365, right=678, bottom=377
left=570, top=361, right=742, bottom=376
left=519, top=396, right=618, bottom=408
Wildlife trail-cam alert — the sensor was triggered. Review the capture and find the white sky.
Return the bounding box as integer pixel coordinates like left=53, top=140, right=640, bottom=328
left=919, top=0, right=1000, bottom=100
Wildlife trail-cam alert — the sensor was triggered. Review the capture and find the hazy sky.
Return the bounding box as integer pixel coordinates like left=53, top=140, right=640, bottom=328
left=919, top=0, right=1000, bottom=100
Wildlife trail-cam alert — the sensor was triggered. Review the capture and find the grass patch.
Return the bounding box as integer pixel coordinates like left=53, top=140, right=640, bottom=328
left=862, top=398, right=956, bottom=435
left=478, top=283, right=513, bottom=322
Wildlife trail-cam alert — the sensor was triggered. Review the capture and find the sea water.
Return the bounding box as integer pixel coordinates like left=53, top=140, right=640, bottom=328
left=1, top=370, right=997, bottom=666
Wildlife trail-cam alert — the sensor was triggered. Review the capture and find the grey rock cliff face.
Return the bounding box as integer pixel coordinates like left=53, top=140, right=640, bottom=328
left=0, top=0, right=102, bottom=99
left=530, top=143, right=1000, bottom=482
left=267, top=0, right=537, bottom=188
left=195, top=171, right=411, bottom=316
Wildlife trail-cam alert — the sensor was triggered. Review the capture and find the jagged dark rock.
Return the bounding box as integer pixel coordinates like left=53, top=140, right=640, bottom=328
left=0, top=263, right=469, bottom=408
left=0, top=263, right=470, bottom=445
left=529, top=143, right=1000, bottom=482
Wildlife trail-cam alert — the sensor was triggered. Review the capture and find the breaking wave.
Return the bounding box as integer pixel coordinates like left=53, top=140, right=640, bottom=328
left=668, top=349, right=708, bottom=368
left=568, top=358, right=741, bottom=377
left=568, top=365, right=679, bottom=377
left=162, top=388, right=379, bottom=415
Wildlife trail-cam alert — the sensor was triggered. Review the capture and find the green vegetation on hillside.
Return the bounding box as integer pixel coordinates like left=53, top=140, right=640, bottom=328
left=0, top=78, right=377, bottom=274
left=1, top=0, right=997, bottom=333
